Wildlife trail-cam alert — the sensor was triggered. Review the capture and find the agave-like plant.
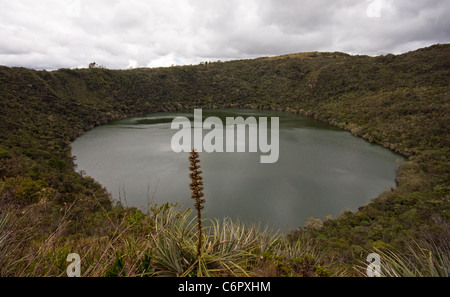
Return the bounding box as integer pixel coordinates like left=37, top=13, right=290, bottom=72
left=0, top=211, right=10, bottom=244
left=377, top=242, right=449, bottom=277
left=356, top=240, right=450, bottom=277
left=149, top=206, right=280, bottom=276
left=150, top=148, right=282, bottom=277
left=189, top=148, right=205, bottom=259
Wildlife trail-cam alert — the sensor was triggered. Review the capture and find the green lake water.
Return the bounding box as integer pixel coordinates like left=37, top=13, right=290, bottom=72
left=71, top=109, right=404, bottom=231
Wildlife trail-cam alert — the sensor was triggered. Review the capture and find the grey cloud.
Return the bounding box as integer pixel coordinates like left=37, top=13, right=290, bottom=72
left=0, top=0, right=448, bottom=69
left=257, top=0, right=339, bottom=34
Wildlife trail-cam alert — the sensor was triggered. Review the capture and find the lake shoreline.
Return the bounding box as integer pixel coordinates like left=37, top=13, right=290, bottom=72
left=72, top=109, right=404, bottom=232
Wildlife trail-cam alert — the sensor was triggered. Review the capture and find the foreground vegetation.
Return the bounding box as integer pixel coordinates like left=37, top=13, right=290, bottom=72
left=0, top=44, right=449, bottom=276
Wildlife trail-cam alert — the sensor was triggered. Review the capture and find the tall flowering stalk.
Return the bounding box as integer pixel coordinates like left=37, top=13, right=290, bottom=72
left=189, top=148, right=205, bottom=259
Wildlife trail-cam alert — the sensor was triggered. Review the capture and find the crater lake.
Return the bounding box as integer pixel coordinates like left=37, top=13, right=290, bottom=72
left=71, top=109, right=405, bottom=231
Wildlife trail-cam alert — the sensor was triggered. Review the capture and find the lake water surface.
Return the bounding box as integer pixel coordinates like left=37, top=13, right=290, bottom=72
left=71, top=109, right=404, bottom=231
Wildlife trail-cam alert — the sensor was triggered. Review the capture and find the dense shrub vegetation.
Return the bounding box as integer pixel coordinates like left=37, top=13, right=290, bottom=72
left=0, top=44, right=449, bottom=276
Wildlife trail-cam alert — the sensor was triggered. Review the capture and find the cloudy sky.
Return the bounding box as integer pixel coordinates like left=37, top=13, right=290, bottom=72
left=0, top=0, right=449, bottom=70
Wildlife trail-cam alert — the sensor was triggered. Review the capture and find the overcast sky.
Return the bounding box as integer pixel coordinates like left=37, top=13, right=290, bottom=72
left=0, top=0, right=449, bottom=70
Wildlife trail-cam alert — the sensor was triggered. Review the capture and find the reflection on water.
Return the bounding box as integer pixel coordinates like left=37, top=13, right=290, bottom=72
left=71, top=109, right=404, bottom=231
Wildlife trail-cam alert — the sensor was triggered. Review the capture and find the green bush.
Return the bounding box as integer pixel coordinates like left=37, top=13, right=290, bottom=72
left=1, top=177, right=48, bottom=204
left=0, top=149, right=11, bottom=159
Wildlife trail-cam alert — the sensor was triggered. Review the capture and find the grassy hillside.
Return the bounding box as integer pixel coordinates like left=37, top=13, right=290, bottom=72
left=0, top=44, right=449, bottom=276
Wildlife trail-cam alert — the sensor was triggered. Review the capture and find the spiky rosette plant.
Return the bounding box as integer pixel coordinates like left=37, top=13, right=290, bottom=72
left=189, top=148, right=205, bottom=259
